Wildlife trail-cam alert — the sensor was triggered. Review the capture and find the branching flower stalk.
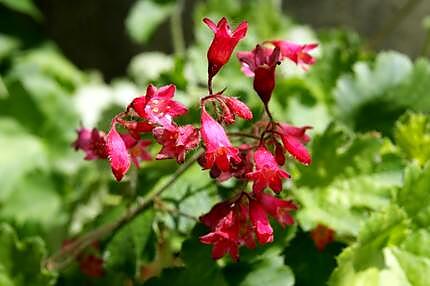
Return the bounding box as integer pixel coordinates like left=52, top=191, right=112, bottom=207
left=52, top=16, right=318, bottom=272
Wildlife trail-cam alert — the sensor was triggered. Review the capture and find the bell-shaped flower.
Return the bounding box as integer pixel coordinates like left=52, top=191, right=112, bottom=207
left=73, top=128, right=108, bottom=160
left=129, top=84, right=187, bottom=129
left=200, top=109, right=241, bottom=172
left=106, top=124, right=130, bottom=181
left=270, top=40, right=318, bottom=70
left=256, top=192, right=297, bottom=227
left=204, top=17, right=248, bottom=79
left=153, top=124, right=200, bottom=164
left=237, top=45, right=281, bottom=105
left=246, top=146, right=290, bottom=194
left=249, top=199, right=273, bottom=244
left=200, top=211, right=240, bottom=261
left=277, top=123, right=312, bottom=165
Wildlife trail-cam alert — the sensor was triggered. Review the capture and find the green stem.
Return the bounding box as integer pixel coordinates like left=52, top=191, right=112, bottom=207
left=170, top=0, right=185, bottom=55
left=44, top=150, right=202, bottom=272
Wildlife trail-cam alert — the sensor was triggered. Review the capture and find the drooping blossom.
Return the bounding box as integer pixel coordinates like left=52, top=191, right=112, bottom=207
left=152, top=124, right=200, bottom=163
left=200, top=109, right=241, bottom=172
left=256, top=192, right=297, bottom=227
left=199, top=194, right=256, bottom=260
left=128, top=84, right=187, bottom=129
left=237, top=45, right=281, bottom=104
left=204, top=17, right=248, bottom=79
left=310, top=224, right=335, bottom=251
left=106, top=124, right=130, bottom=181
left=277, top=123, right=312, bottom=165
left=208, top=144, right=254, bottom=182
left=246, top=146, right=290, bottom=194
left=249, top=199, right=273, bottom=244
left=223, top=96, right=253, bottom=121
left=270, top=40, right=318, bottom=70
left=120, top=133, right=152, bottom=167
left=200, top=211, right=240, bottom=261
left=73, top=128, right=108, bottom=160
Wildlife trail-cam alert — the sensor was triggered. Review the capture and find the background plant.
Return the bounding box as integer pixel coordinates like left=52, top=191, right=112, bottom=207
left=1, top=0, right=430, bottom=285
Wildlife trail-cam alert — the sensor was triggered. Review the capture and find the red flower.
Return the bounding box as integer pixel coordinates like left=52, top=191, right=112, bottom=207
left=256, top=192, right=297, bottom=227
left=73, top=128, right=108, bottom=160
left=200, top=109, right=241, bottom=172
left=152, top=124, right=200, bottom=164
left=106, top=124, right=130, bottom=181
left=237, top=45, right=281, bottom=105
left=270, top=40, right=318, bottom=70
left=224, top=97, right=253, bottom=121
left=129, top=84, right=187, bottom=129
left=246, top=146, right=290, bottom=194
left=249, top=199, right=273, bottom=244
left=310, top=224, right=335, bottom=251
left=200, top=211, right=240, bottom=261
left=277, top=123, right=312, bottom=165
left=120, top=133, right=152, bottom=167
left=79, top=255, right=104, bottom=278
left=116, top=118, right=154, bottom=140
left=204, top=17, right=248, bottom=79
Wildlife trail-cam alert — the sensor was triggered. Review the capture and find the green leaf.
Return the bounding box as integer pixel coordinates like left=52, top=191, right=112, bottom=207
left=145, top=231, right=228, bottom=286
left=104, top=209, right=154, bottom=277
left=160, top=164, right=219, bottom=233
left=0, top=173, right=65, bottom=230
left=387, top=59, right=430, bottom=112
left=0, top=0, right=42, bottom=19
left=294, top=123, right=403, bottom=236
left=0, top=119, right=48, bottom=201
left=328, top=206, right=410, bottom=286
left=334, top=52, right=412, bottom=134
left=394, top=112, right=430, bottom=166
left=232, top=254, right=294, bottom=286
left=396, top=163, right=430, bottom=227
left=392, top=247, right=430, bottom=286
left=0, top=34, right=20, bottom=62
left=0, top=223, right=57, bottom=286
left=284, top=230, right=344, bottom=286
left=125, top=0, right=175, bottom=44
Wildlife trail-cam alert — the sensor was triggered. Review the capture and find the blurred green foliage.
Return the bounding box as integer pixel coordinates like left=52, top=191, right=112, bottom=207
left=1, top=0, right=430, bottom=285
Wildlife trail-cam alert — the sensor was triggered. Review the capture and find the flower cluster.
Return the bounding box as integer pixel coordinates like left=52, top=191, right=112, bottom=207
left=73, top=16, right=317, bottom=261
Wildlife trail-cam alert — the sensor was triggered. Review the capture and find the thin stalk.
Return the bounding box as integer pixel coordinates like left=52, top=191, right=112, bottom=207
left=45, top=151, right=202, bottom=272
left=170, top=0, right=185, bottom=55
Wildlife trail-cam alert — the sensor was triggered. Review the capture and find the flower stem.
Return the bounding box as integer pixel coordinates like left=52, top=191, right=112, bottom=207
left=170, top=0, right=185, bottom=55
left=44, top=150, right=202, bottom=272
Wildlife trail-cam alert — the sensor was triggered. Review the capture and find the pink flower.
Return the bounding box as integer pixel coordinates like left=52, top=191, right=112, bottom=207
left=73, top=128, right=108, bottom=160
left=129, top=84, right=187, bottom=129
left=106, top=125, right=130, bottom=181
left=204, top=17, right=248, bottom=79
left=116, top=118, right=154, bottom=139
left=249, top=199, right=273, bottom=244
left=277, top=123, right=312, bottom=165
left=224, top=97, right=253, bottom=121
left=270, top=41, right=318, bottom=70
left=152, top=124, right=200, bottom=163
left=237, top=45, right=281, bottom=104
left=120, top=133, right=152, bottom=167
left=200, top=109, right=241, bottom=172
left=246, top=146, right=290, bottom=194
left=256, top=192, right=297, bottom=227
left=200, top=211, right=240, bottom=261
